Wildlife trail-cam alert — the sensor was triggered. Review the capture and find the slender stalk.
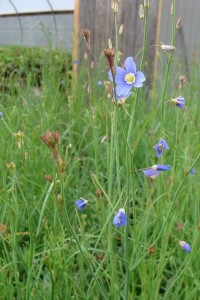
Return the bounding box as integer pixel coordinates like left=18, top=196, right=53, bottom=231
left=160, top=0, right=176, bottom=134
left=60, top=177, right=107, bottom=300
left=124, top=6, right=149, bottom=300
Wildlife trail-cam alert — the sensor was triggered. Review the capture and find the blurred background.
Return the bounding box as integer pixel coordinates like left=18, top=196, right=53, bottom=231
left=0, top=0, right=199, bottom=72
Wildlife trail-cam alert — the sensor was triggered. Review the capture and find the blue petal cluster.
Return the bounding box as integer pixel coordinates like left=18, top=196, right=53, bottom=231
left=154, top=139, right=169, bottom=157
left=113, top=208, right=127, bottom=227
left=179, top=241, right=191, bottom=253
left=151, top=164, right=170, bottom=171
left=172, top=97, right=185, bottom=108
left=190, top=168, right=196, bottom=175
left=108, top=57, right=145, bottom=99
left=75, top=199, right=88, bottom=210
left=142, top=169, right=160, bottom=179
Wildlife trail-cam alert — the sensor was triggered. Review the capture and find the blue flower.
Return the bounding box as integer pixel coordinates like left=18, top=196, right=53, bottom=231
left=113, top=208, right=127, bottom=227
left=142, top=169, right=160, bottom=179
left=190, top=168, right=196, bottom=175
left=75, top=199, right=88, bottom=210
left=179, top=241, right=191, bottom=253
left=108, top=57, right=146, bottom=97
left=172, top=97, right=185, bottom=108
left=151, top=164, right=170, bottom=171
left=0, top=112, right=3, bottom=119
left=154, top=139, right=169, bottom=157
left=97, top=80, right=102, bottom=86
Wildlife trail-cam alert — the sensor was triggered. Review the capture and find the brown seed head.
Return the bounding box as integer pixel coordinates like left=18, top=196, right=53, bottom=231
left=41, top=131, right=59, bottom=151
left=81, top=29, right=91, bottom=50
left=104, top=48, right=116, bottom=76
left=179, top=75, right=186, bottom=90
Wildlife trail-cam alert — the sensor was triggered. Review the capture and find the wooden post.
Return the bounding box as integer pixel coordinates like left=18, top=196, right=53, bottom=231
left=72, top=0, right=80, bottom=85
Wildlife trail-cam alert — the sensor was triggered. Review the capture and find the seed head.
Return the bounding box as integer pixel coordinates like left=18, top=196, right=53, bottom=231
left=104, top=48, right=116, bottom=76
left=81, top=29, right=90, bottom=50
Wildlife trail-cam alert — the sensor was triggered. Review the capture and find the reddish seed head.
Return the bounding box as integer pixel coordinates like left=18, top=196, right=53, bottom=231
left=81, top=29, right=91, bottom=50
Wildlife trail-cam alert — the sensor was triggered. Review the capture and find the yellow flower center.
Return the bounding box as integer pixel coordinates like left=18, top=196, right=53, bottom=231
left=125, top=73, right=135, bottom=84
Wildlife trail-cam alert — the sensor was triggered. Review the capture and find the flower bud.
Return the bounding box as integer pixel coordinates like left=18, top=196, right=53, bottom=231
left=176, top=17, right=182, bottom=29
left=139, top=4, right=144, bottom=19
left=161, top=44, right=176, bottom=53
left=119, top=24, right=124, bottom=35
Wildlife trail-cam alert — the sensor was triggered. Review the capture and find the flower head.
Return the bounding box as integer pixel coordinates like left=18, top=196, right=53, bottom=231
left=108, top=57, right=145, bottom=97
left=97, top=80, right=102, bottom=86
left=0, top=112, right=3, bottom=119
left=151, top=164, right=170, bottom=171
left=179, top=241, right=191, bottom=253
left=172, top=97, right=185, bottom=108
left=154, top=139, right=169, bottom=157
left=190, top=168, right=196, bottom=175
left=142, top=169, right=160, bottom=179
left=41, top=131, right=60, bottom=160
left=75, top=199, right=88, bottom=210
left=113, top=208, right=127, bottom=227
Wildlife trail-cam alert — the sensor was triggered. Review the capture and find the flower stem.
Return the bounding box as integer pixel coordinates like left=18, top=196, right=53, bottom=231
left=125, top=5, right=149, bottom=300
left=160, top=0, right=175, bottom=134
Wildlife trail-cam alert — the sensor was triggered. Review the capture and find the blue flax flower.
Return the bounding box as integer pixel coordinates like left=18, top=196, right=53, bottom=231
left=108, top=57, right=146, bottom=97
left=142, top=169, right=160, bottom=179
left=0, top=112, right=3, bottom=119
left=75, top=199, right=88, bottom=210
left=154, top=139, right=169, bottom=157
left=113, top=208, right=127, bottom=227
left=190, top=168, right=196, bottom=175
left=151, top=164, right=170, bottom=171
left=179, top=241, right=191, bottom=253
left=172, top=97, right=185, bottom=108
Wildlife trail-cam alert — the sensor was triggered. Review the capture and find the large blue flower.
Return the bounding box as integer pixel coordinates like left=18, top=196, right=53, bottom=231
left=151, top=164, right=170, bottom=171
left=172, top=97, right=185, bottom=108
left=179, top=241, right=191, bottom=253
left=154, top=139, right=169, bottom=157
left=113, top=208, right=127, bottom=227
left=75, top=199, right=88, bottom=210
left=108, top=57, right=146, bottom=97
left=142, top=169, right=160, bottom=179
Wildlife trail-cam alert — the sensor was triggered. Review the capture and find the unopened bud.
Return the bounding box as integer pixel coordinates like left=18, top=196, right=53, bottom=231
left=108, top=38, right=112, bottom=49
left=179, top=75, right=187, bottom=89
left=144, top=0, right=150, bottom=7
left=87, top=85, right=91, bottom=94
left=170, top=3, right=173, bottom=15
left=176, top=17, right=182, bottom=29
left=160, top=44, right=176, bottom=53
left=90, top=61, right=94, bottom=69
left=119, top=24, right=124, bottom=35
left=84, top=52, right=88, bottom=60
left=139, top=4, right=144, bottom=19
left=111, top=1, right=118, bottom=12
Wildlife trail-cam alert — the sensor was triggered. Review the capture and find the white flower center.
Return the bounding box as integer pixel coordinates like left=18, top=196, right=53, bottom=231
left=125, top=73, right=135, bottom=84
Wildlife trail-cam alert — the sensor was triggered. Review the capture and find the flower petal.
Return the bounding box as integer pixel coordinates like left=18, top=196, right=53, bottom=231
left=133, top=71, right=146, bottom=88
left=115, top=66, right=126, bottom=84
left=124, top=57, right=136, bottom=74
left=116, top=83, right=132, bottom=98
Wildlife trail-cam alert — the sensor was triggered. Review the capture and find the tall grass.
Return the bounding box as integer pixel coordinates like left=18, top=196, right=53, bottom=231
left=0, top=1, right=200, bottom=299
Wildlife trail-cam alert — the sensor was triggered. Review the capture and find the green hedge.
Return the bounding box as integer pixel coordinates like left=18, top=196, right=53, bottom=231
left=0, top=46, right=72, bottom=92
